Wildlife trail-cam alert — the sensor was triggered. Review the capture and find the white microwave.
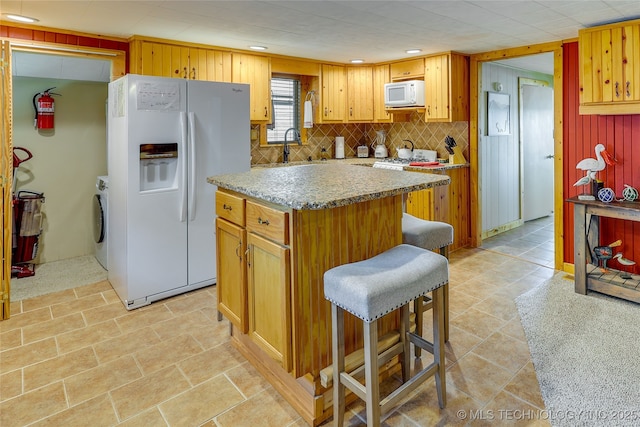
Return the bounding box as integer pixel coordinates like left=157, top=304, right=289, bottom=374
left=384, top=80, right=425, bottom=107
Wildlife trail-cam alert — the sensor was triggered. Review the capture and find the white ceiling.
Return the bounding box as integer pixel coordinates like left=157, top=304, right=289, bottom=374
left=5, top=1, right=640, bottom=80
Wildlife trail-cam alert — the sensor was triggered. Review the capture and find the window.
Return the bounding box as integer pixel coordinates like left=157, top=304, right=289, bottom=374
left=267, top=77, right=301, bottom=144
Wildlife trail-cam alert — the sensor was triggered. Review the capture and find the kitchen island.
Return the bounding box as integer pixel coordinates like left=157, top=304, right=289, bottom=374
left=208, top=164, right=449, bottom=426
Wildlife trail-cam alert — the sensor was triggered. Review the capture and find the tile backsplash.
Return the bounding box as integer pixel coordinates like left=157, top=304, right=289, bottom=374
left=250, top=112, right=469, bottom=165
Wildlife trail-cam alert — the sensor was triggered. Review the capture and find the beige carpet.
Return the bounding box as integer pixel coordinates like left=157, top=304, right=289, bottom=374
left=516, top=273, right=640, bottom=427
left=11, top=255, right=108, bottom=301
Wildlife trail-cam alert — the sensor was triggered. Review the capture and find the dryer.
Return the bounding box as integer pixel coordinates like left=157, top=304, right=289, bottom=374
left=93, top=176, right=108, bottom=269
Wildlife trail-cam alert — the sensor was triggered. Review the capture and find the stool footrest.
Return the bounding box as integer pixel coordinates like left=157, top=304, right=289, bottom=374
left=320, top=329, right=404, bottom=388
left=408, top=331, right=434, bottom=355
left=380, top=363, right=438, bottom=413
left=347, top=341, right=404, bottom=384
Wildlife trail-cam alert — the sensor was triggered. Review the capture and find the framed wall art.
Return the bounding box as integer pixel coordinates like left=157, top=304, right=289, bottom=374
left=487, top=92, right=510, bottom=136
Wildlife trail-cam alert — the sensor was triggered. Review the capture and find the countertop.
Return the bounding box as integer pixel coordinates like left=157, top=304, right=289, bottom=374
left=207, top=163, right=450, bottom=210
left=253, top=157, right=469, bottom=172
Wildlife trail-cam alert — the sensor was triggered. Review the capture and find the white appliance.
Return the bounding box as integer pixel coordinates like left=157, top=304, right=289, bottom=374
left=107, top=74, right=250, bottom=310
left=335, top=136, right=345, bottom=159
left=93, top=176, right=109, bottom=269
left=384, top=80, right=425, bottom=107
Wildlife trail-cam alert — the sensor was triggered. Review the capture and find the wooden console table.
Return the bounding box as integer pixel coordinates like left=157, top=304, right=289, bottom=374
left=569, top=197, right=640, bottom=303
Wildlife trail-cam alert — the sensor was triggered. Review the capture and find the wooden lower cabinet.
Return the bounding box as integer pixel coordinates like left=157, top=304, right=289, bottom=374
left=406, top=166, right=470, bottom=251
left=246, top=232, right=291, bottom=371
left=215, top=217, right=247, bottom=332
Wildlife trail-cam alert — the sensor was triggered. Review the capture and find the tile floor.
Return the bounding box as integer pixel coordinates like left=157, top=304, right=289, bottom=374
left=481, top=216, right=555, bottom=269
left=1, top=221, right=556, bottom=426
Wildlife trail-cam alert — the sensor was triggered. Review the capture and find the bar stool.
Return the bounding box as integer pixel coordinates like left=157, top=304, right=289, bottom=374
left=324, top=244, right=448, bottom=426
left=402, top=213, right=453, bottom=351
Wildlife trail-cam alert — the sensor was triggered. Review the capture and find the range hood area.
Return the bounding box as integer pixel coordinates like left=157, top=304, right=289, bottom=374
left=12, top=50, right=111, bottom=82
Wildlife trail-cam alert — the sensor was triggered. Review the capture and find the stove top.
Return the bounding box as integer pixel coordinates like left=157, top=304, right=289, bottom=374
left=372, top=149, right=438, bottom=170
left=372, top=158, right=411, bottom=170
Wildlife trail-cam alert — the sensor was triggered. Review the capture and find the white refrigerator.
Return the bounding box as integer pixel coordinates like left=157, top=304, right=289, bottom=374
left=107, top=74, right=250, bottom=310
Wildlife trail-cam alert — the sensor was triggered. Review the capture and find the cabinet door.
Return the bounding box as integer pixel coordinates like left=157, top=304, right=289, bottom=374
left=390, top=58, right=424, bottom=80
left=424, top=55, right=449, bottom=121
left=373, top=64, right=392, bottom=123
left=347, top=66, right=374, bottom=122
left=580, top=24, right=640, bottom=105
left=247, top=232, right=291, bottom=370
left=320, top=64, right=346, bottom=122
left=139, top=41, right=173, bottom=78
left=232, top=53, right=272, bottom=121
left=216, top=218, right=247, bottom=332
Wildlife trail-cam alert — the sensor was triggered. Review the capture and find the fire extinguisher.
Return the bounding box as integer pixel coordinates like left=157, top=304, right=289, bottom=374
left=33, top=87, right=61, bottom=130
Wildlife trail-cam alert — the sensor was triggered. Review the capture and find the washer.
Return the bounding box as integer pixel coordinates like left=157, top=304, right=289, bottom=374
left=93, top=176, right=108, bottom=269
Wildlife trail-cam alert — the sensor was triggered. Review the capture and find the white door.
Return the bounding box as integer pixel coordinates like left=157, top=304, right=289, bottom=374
left=521, top=81, right=554, bottom=221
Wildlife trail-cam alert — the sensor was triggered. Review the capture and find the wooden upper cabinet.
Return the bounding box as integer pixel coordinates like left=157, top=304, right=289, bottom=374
left=579, top=20, right=640, bottom=114
left=390, top=58, right=424, bottom=81
left=373, top=64, right=392, bottom=123
left=347, top=66, right=374, bottom=122
left=232, top=53, right=272, bottom=122
left=131, top=39, right=231, bottom=82
left=424, top=53, right=469, bottom=122
left=320, top=64, right=347, bottom=122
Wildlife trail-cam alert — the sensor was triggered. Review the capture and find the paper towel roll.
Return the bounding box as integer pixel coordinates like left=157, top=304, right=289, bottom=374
left=335, top=136, right=345, bottom=159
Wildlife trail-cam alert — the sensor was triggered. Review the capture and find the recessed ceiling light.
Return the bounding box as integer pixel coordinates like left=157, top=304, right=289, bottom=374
left=4, top=13, right=39, bottom=23
left=350, top=59, right=364, bottom=64
left=249, top=46, right=267, bottom=51
left=405, top=49, right=422, bottom=54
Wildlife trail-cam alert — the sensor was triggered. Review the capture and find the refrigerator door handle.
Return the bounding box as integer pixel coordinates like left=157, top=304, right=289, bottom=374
left=188, top=112, right=197, bottom=221
left=179, top=112, right=188, bottom=222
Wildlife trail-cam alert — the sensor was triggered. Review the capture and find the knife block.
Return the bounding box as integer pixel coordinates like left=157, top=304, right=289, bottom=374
left=448, top=146, right=467, bottom=164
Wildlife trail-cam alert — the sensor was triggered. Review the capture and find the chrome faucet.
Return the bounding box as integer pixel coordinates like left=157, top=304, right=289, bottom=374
left=283, top=127, right=301, bottom=163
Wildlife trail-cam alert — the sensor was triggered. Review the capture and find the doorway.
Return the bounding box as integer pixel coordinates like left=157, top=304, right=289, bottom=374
left=478, top=53, right=556, bottom=268
left=3, top=45, right=124, bottom=314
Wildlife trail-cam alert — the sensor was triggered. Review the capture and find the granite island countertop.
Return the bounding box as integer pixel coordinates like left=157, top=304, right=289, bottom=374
left=208, top=163, right=450, bottom=210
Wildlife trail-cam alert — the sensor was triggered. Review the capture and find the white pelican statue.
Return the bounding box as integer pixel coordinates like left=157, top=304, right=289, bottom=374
left=575, top=144, right=615, bottom=200
left=576, top=144, right=615, bottom=175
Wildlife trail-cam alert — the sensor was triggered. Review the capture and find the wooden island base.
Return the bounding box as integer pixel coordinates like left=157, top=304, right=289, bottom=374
left=209, top=165, right=450, bottom=426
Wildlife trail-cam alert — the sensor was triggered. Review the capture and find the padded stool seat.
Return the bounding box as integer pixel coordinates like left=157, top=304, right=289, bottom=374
left=325, top=244, right=448, bottom=426
left=402, top=213, right=453, bottom=256
left=402, top=213, right=453, bottom=349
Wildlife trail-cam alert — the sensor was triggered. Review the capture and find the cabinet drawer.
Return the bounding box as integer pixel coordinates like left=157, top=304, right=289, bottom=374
left=246, top=201, right=289, bottom=245
left=390, top=58, right=424, bottom=80
left=216, top=191, right=245, bottom=226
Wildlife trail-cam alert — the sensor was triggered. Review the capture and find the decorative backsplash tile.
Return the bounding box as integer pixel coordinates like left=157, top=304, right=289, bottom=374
left=251, top=112, right=469, bottom=165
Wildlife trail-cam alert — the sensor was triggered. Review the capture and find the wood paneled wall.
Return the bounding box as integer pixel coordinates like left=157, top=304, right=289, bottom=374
left=564, top=41, right=640, bottom=274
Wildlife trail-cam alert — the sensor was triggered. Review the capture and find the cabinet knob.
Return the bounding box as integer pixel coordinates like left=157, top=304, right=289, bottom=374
left=223, top=204, right=233, bottom=211
left=190, top=67, right=196, bottom=80
left=627, top=81, right=631, bottom=98
left=615, top=82, right=620, bottom=98
left=183, top=67, right=188, bottom=79
left=324, top=107, right=328, bottom=116
left=235, top=242, right=243, bottom=260
left=257, top=217, right=270, bottom=226
left=264, top=106, right=268, bottom=117
left=349, top=107, right=353, bottom=117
